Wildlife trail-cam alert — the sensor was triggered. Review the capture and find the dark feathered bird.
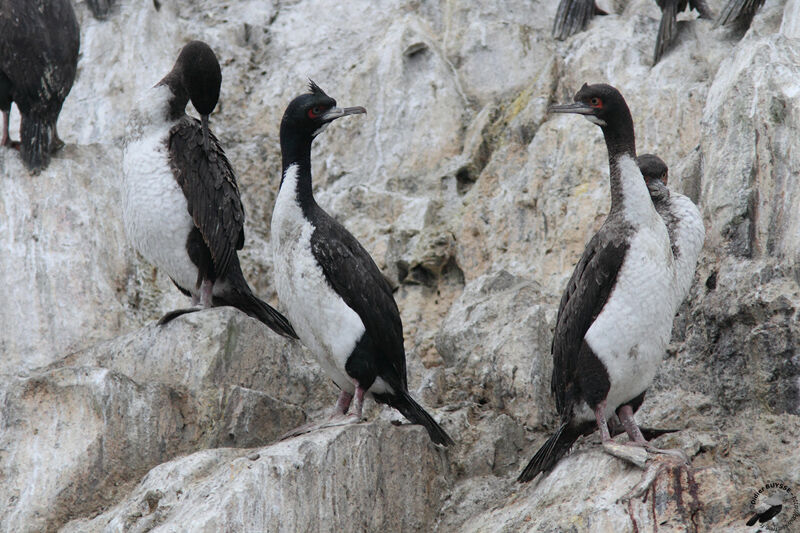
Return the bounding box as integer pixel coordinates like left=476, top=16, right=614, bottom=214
left=0, top=0, right=80, bottom=171
left=121, top=41, right=297, bottom=339
left=519, top=84, right=677, bottom=482
left=271, top=82, right=453, bottom=446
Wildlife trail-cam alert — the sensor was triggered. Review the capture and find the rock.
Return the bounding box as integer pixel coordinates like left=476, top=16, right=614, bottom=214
left=0, top=310, right=310, bottom=533
left=0, top=366, right=187, bottom=532
left=436, top=271, right=554, bottom=428
left=61, top=423, right=449, bottom=533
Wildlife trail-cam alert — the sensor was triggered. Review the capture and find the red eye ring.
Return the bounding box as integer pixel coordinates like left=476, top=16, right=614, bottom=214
left=308, top=106, right=323, bottom=119
left=590, top=97, right=602, bottom=108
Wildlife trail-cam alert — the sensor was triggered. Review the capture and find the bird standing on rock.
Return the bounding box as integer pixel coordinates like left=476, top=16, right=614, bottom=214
left=519, top=83, right=684, bottom=483
left=122, top=40, right=296, bottom=339
left=0, top=0, right=80, bottom=171
left=271, top=81, right=453, bottom=446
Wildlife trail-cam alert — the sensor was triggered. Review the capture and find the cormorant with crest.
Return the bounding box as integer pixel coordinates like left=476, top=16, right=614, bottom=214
left=519, top=84, right=682, bottom=482
left=0, top=0, right=80, bottom=171
left=271, top=81, right=453, bottom=446
left=122, top=40, right=296, bottom=339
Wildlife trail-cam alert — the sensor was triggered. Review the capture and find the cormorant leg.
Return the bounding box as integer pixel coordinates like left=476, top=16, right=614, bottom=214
left=334, top=389, right=354, bottom=415
left=50, top=123, right=65, bottom=152
left=617, top=404, right=688, bottom=462
left=594, top=401, right=612, bottom=442
left=278, top=386, right=361, bottom=441
left=199, top=280, right=213, bottom=307
left=349, top=384, right=366, bottom=420
left=1, top=110, right=8, bottom=146
left=617, top=404, right=648, bottom=445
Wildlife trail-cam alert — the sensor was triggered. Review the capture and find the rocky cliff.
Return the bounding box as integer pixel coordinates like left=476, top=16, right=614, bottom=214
left=1, top=0, right=799, bottom=531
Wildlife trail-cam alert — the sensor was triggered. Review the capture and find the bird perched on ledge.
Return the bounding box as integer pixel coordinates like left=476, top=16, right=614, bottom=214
left=271, top=81, right=453, bottom=446
left=122, top=41, right=296, bottom=339
left=0, top=0, right=80, bottom=171
left=519, top=83, right=682, bottom=482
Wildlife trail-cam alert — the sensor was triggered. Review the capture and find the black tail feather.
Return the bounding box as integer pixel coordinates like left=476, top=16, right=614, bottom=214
left=20, top=116, right=54, bottom=172
left=553, top=0, right=602, bottom=40
left=518, top=421, right=593, bottom=483
left=388, top=391, right=454, bottom=447
left=157, top=307, right=201, bottom=325
left=214, top=287, right=298, bottom=339
left=215, top=284, right=298, bottom=340
left=654, top=0, right=678, bottom=64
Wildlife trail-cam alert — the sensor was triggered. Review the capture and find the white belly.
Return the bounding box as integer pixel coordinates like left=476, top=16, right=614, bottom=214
left=122, top=127, right=198, bottom=293
left=584, top=226, right=677, bottom=416
left=271, top=165, right=367, bottom=394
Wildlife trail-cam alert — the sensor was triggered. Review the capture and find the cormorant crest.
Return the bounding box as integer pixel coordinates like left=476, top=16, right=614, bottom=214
left=308, top=79, right=328, bottom=98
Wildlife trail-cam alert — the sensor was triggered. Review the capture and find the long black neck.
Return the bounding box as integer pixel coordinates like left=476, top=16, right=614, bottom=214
left=159, top=70, right=188, bottom=121
left=601, top=113, right=636, bottom=214
left=280, top=127, right=316, bottom=210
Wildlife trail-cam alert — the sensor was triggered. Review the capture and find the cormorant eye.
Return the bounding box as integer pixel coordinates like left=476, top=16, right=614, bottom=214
left=308, top=106, right=324, bottom=119
left=590, top=97, right=602, bottom=108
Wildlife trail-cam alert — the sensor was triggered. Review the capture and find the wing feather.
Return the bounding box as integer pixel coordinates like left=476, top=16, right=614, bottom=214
left=309, top=208, right=407, bottom=391
left=551, top=224, right=629, bottom=416
left=168, top=117, right=245, bottom=280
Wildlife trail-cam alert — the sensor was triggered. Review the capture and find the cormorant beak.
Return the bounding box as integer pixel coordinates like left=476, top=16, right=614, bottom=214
left=645, top=177, right=670, bottom=201
left=548, top=102, right=594, bottom=115
left=321, top=106, right=367, bottom=122
left=549, top=102, right=606, bottom=126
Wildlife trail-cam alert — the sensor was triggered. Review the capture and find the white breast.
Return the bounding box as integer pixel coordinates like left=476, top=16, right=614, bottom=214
left=121, top=86, right=199, bottom=294
left=584, top=155, right=677, bottom=416
left=271, top=164, right=366, bottom=394
left=663, top=192, right=705, bottom=307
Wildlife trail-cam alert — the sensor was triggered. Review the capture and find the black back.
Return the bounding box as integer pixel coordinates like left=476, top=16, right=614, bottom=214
left=308, top=204, right=408, bottom=392
left=168, top=116, right=244, bottom=283
left=550, top=218, right=631, bottom=416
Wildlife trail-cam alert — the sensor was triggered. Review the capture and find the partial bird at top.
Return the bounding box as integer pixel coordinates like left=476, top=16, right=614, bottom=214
left=121, top=40, right=297, bottom=339
left=0, top=0, right=80, bottom=172
left=552, top=0, right=714, bottom=65
left=715, top=0, right=766, bottom=30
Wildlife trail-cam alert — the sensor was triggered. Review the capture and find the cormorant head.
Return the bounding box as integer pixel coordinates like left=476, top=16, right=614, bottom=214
left=637, top=153, right=670, bottom=203
left=549, top=83, right=632, bottom=129
left=637, top=153, right=668, bottom=186
left=174, top=40, right=221, bottom=118
left=280, top=81, right=366, bottom=142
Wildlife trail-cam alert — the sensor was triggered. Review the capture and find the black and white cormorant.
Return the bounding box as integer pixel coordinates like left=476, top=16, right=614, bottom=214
left=552, top=0, right=713, bottom=64
left=271, top=82, right=453, bottom=447
left=518, top=83, right=680, bottom=482
left=0, top=0, right=80, bottom=171
left=121, top=40, right=297, bottom=339
left=637, top=153, right=705, bottom=308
